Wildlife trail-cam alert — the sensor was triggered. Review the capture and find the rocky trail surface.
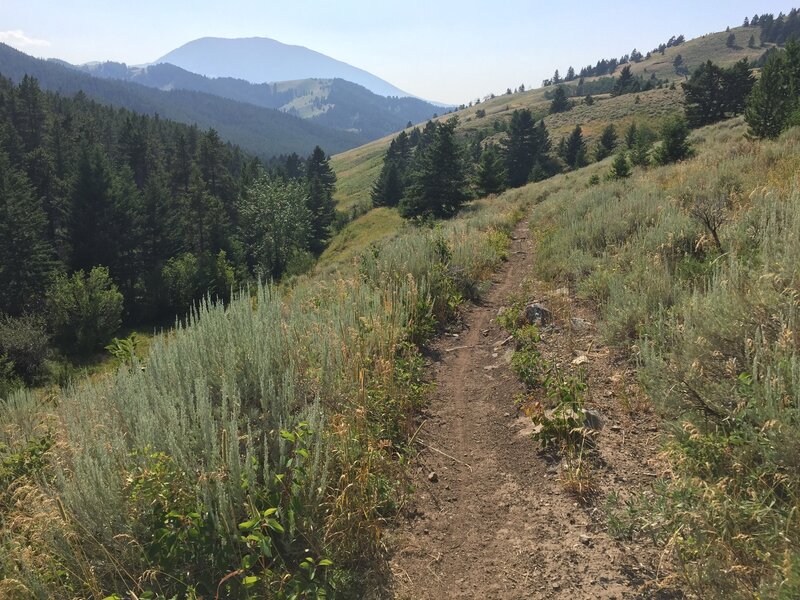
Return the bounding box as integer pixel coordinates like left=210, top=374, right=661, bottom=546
left=382, top=221, right=682, bottom=599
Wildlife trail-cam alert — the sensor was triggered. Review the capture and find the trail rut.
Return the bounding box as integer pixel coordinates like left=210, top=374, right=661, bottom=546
left=383, top=221, right=679, bottom=599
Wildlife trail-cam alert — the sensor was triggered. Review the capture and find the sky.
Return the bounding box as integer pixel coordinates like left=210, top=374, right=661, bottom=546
left=1, top=1, right=798, bottom=105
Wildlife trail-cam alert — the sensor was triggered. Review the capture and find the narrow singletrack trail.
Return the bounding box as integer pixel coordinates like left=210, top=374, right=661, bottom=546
left=384, top=220, right=678, bottom=600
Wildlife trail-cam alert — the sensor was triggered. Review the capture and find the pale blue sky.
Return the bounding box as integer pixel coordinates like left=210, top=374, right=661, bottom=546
left=1, top=1, right=797, bottom=104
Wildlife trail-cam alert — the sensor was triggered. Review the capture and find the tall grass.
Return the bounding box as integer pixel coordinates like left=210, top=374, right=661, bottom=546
left=526, top=118, right=800, bottom=597
left=0, top=190, right=523, bottom=598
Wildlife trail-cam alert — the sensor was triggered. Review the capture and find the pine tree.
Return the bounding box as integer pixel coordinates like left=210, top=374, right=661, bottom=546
left=595, top=124, right=618, bottom=161
left=305, top=146, right=337, bottom=254
left=612, top=65, right=639, bottom=96
left=371, top=132, right=411, bottom=208
left=475, top=145, right=505, bottom=196
left=502, top=109, right=550, bottom=188
left=624, top=123, right=638, bottom=149
left=748, top=34, right=757, bottom=48
left=563, top=125, right=587, bottom=169
left=682, top=61, right=727, bottom=126
left=727, top=33, right=737, bottom=48
left=400, top=119, right=467, bottom=219
left=654, top=116, right=691, bottom=164
left=549, top=86, right=570, bottom=114
left=723, top=59, right=756, bottom=115
left=0, top=150, right=55, bottom=315
left=70, top=143, right=119, bottom=273
left=745, top=54, right=793, bottom=139
left=13, top=75, right=47, bottom=154
left=609, top=152, right=631, bottom=179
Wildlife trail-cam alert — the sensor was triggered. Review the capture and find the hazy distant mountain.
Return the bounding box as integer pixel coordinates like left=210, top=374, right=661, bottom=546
left=0, top=43, right=363, bottom=158
left=77, top=61, right=442, bottom=140
left=156, top=37, right=413, bottom=98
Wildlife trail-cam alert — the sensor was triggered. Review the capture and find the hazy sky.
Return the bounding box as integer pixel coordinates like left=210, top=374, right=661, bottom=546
left=1, top=1, right=797, bottom=104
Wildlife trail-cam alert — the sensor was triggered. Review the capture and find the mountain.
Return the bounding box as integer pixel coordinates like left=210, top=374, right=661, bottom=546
left=0, top=43, right=362, bottom=159
left=75, top=61, right=442, bottom=140
left=155, top=37, right=412, bottom=98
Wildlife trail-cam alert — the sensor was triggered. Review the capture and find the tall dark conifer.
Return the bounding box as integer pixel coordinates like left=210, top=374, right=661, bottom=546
left=0, top=150, right=55, bottom=315
left=400, top=120, right=467, bottom=219
left=305, top=146, right=337, bottom=254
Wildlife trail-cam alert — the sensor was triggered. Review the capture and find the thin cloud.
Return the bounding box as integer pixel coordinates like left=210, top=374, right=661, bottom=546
left=0, top=30, right=51, bottom=50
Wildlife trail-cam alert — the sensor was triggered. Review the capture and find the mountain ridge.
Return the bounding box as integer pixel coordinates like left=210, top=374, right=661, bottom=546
left=0, top=42, right=363, bottom=159
left=155, top=36, right=414, bottom=99
left=72, top=60, right=443, bottom=140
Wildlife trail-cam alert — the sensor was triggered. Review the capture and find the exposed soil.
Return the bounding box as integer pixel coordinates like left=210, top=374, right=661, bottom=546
left=382, top=221, right=682, bottom=599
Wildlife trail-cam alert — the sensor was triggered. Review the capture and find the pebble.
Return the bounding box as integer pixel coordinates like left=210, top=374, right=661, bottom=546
left=428, top=471, right=438, bottom=483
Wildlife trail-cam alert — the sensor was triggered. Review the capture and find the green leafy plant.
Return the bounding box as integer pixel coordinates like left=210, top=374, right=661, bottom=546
left=105, top=332, right=139, bottom=366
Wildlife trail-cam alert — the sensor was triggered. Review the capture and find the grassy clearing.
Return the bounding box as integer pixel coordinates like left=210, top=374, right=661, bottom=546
left=318, top=208, right=406, bottom=271
left=520, top=116, right=800, bottom=598
left=0, top=184, right=526, bottom=598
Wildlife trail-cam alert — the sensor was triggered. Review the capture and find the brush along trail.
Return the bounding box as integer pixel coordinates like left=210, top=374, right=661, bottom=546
left=383, top=221, right=681, bottom=599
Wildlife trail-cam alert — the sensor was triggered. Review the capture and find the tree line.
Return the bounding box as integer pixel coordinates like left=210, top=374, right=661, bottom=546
left=542, top=34, right=685, bottom=86
left=0, top=74, right=339, bottom=389
left=747, top=9, right=800, bottom=45
left=371, top=107, right=694, bottom=220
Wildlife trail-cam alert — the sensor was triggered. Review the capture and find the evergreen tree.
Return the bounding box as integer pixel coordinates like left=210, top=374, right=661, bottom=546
left=178, top=166, right=229, bottom=257
left=475, top=145, right=505, bottom=196
left=13, top=75, right=48, bottom=154
left=745, top=49, right=795, bottom=139
left=723, top=59, right=756, bottom=115
left=748, top=34, right=757, bottom=48
left=595, top=124, right=618, bottom=161
left=305, top=146, right=337, bottom=254
left=683, top=60, right=754, bottom=127
left=549, top=86, right=571, bottom=114
left=585, top=94, right=594, bottom=106
left=400, top=119, right=467, bottom=219
left=682, top=61, right=727, bottom=126
left=70, top=144, right=119, bottom=273
left=0, top=151, right=55, bottom=316
left=562, top=125, right=587, bottom=170
left=624, top=123, right=638, bottom=149
left=609, top=151, right=631, bottom=179
left=654, top=116, right=691, bottom=164
left=284, top=153, right=303, bottom=179
left=502, top=109, right=550, bottom=188
left=727, top=33, right=737, bottom=48
left=371, top=132, right=411, bottom=208
left=612, top=65, right=640, bottom=96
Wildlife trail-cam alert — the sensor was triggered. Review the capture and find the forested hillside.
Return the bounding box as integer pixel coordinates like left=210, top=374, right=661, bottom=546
left=75, top=61, right=442, bottom=140
left=0, top=44, right=362, bottom=158
left=0, top=74, right=341, bottom=393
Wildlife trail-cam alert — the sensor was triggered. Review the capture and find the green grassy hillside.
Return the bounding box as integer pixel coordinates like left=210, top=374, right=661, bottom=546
left=623, top=25, right=768, bottom=80
left=518, top=116, right=800, bottom=598
left=329, top=23, right=771, bottom=218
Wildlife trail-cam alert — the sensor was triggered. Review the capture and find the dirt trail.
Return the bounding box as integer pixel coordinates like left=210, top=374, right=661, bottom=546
left=384, top=221, right=678, bottom=599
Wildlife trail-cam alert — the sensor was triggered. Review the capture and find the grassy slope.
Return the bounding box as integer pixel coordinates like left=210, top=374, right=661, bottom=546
left=516, top=117, right=800, bottom=597
left=326, top=86, right=683, bottom=269
left=624, top=26, right=768, bottom=80
left=329, top=24, right=769, bottom=215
